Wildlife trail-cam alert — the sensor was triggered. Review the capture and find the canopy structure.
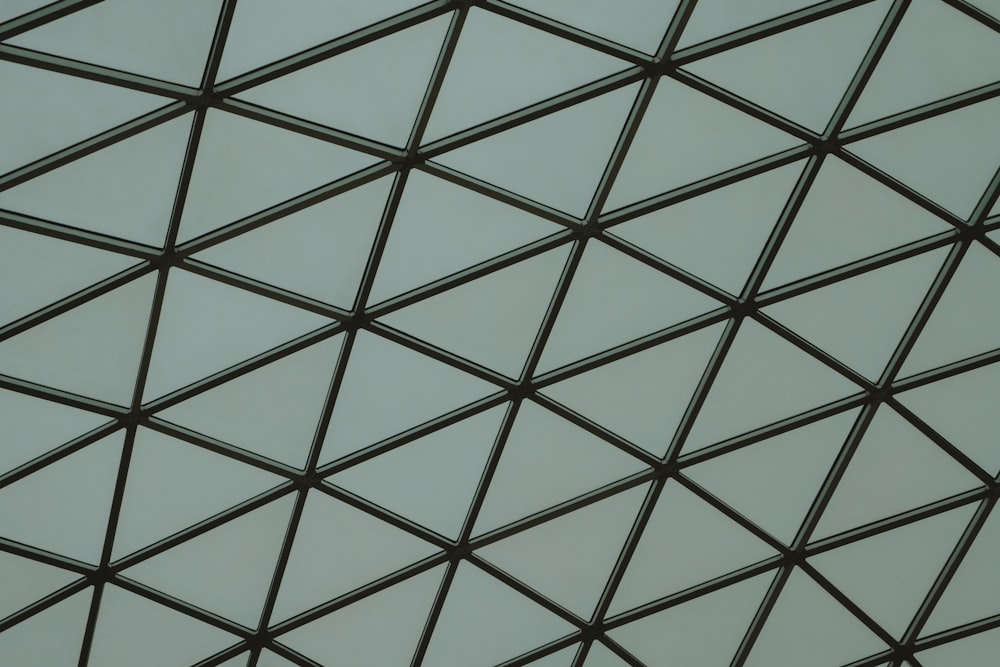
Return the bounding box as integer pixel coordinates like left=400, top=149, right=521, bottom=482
left=1, top=1, right=1000, bottom=665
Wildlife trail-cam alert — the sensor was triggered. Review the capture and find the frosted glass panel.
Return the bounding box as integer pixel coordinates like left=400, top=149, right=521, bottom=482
left=89, top=585, right=236, bottom=666
left=0, top=116, right=192, bottom=245
left=0, top=589, right=91, bottom=667
left=685, top=1, right=888, bottom=131
left=609, top=573, right=771, bottom=667
left=422, top=563, right=576, bottom=667
left=8, top=0, right=221, bottom=85
left=605, top=78, right=801, bottom=210
left=177, top=109, right=376, bottom=242
left=477, top=485, right=645, bottom=616
left=678, top=0, right=820, bottom=48
left=744, top=569, right=887, bottom=667
left=0, top=433, right=123, bottom=563
left=217, top=0, right=425, bottom=80
left=511, top=0, right=679, bottom=53
left=847, top=0, right=1000, bottom=126
left=0, top=389, right=110, bottom=475
left=435, top=84, right=637, bottom=216
left=239, top=16, right=449, bottom=146
left=425, top=8, right=628, bottom=141
left=0, top=61, right=165, bottom=174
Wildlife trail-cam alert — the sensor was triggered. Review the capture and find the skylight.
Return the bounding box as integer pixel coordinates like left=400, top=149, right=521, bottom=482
left=1, top=1, right=999, bottom=666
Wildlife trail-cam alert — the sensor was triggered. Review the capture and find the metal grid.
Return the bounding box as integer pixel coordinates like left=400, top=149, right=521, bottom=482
left=1, top=0, right=999, bottom=665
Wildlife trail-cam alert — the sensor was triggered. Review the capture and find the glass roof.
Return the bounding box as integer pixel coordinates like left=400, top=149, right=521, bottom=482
left=1, top=1, right=999, bottom=666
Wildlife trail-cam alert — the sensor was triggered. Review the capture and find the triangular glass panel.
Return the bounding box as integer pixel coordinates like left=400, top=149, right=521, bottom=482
left=848, top=0, right=1000, bottom=127
left=0, top=273, right=155, bottom=405
left=239, top=15, right=449, bottom=146
left=813, top=406, right=984, bottom=539
left=216, top=0, right=426, bottom=81
left=318, top=331, right=497, bottom=463
left=897, top=361, right=1000, bottom=476
left=270, top=491, right=439, bottom=622
left=677, top=0, right=820, bottom=48
left=194, top=178, right=392, bottom=309
left=0, top=60, right=166, bottom=174
left=177, top=109, right=376, bottom=242
left=608, top=573, right=772, bottom=667
left=528, top=646, right=577, bottom=666
left=143, top=268, right=331, bottom=400
left=424, top=8, right=629, bottom=141
left=0, top=227, right=139, bottom=327
left=280, top=564, right=445, bottom=665
left=368, top=171, right=558, bottom=303
left=0, top=551, right=81, bottom=619
left=123, top=495, right=293, bottom=626
left=542, top=323, right=724, bottom=456
left=0, top=432, right=122, bottom=563
left=605, top=78, right=801, bottom=211
left=474, top=401, right=649, bottom=534
left=584, top=642, right=631, bottom=666
left=478, top=485, right=645, bottom=617
left=811, top=504, right=975, bottom=638
left=257, top=652, right=297, bottom=667
left=88, top=585, right=237, bottom=666
left=847, top=97, right=1000, bottom=218
left=0, top=1, right=50, bottom=23
left=763, top=248, right=947, bottom=379
left=379, top=246, right=569, bottom=376
left=683, top=319, right=859, bottom=452
left=434, top=84, right=638, bottom=217
left=0, top=114, right=191, bottom=245
left=685, top=1, right=888, bottom=131
left=899, top=243, right=1000, bottom=376
left=510, top=0, right=679, bottom=53
left=421, top=562, right=577, bottom=667
left=743, top=568, right=887, bottom=667
left=762, top=156, right=950, bottom=289
left=333, top=405, right=504, bottom=538
left=0, top=588, right=90, bottom=666
left=610, top=479, right=777, bottom=614
left=609, top=161, right=804, bottom=295
left=684, top=409, right=859, bottom=545
left=216, top=656, right=250, bottom=667
left=970, top=0, right=1000, bottom=18
left=112, top=427, right=283, bottom=558
left=6, top=0, right=220, bottom=85
left=537, top=241, right=722, bottom=372
left=156, top=336, right=343, bottom=468
left=923, top=504, right=1000, bottom=634
left=0, top=388, right=109, bottom=476
left=920, top=628, right=1000, bottom=667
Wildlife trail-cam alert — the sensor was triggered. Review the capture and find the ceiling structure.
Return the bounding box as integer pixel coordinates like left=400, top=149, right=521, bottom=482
left=1, top=0, right=1000, bottom=665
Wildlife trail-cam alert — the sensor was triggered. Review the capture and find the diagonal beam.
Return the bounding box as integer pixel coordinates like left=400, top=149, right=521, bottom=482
left=75, top=3, right=240, bottom=664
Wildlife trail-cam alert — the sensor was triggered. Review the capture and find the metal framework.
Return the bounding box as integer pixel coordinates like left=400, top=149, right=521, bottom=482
left=1, top=0, right=1000, bottom=665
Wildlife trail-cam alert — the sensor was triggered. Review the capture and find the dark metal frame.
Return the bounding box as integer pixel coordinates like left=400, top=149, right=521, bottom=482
left=1, top=0, right=999, bottom=665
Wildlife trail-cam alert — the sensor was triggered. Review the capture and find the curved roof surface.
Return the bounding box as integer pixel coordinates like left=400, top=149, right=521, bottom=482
left=1, top=1, right=999, bottom=665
